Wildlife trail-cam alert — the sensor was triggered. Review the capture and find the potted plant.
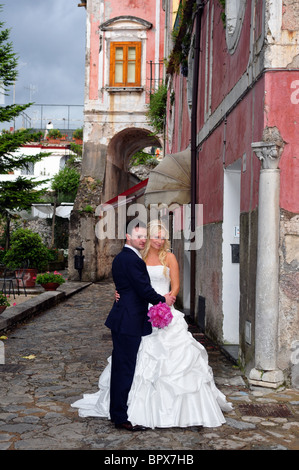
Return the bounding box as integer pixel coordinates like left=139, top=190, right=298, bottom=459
left=0, top=292, right=10, bottom=314
left=72, top=127, right=83, bottom=144
left=35, top=271, right=66, bottom=291
left=3, top=229, right=50, bottom=287
left=47, top=128, right=62, bottom=142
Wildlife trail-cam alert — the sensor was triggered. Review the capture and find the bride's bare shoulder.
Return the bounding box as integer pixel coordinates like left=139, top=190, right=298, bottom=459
left=166, top=251, right=178, bottom=266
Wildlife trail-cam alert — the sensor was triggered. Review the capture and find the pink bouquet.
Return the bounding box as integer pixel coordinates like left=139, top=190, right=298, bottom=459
left=147, top=302, right=173, bottom=329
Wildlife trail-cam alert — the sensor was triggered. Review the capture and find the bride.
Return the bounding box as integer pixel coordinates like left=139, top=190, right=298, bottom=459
left=72, top=220, right=233, bottom=428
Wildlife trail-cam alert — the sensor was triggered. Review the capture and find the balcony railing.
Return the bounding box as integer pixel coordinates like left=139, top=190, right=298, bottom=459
left=147, top=60, right=165, bottom=95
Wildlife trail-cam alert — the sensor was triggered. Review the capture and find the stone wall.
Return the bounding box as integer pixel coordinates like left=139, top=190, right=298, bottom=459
left=68, top=174, right=103, bottom=281
left=10, top=217, right=70, bottom=252
left=10, top=219, right=52, bottom=247
left=196, top=223, right=223, bottom=343
left=239, top=209, right=258, bottom=373
left=278, top=210, right=299, bottom=387
left=68, top=211, right=98, bottom=282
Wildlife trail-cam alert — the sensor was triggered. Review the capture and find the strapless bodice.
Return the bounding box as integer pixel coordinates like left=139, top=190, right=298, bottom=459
left=146, top=265, right=170, bottom=297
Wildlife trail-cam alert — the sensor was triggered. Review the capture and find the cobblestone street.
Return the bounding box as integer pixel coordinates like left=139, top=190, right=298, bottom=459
left=0, top=281, right=298, bottom=452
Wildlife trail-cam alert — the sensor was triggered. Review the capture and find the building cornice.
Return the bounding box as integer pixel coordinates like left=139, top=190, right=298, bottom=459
left=100, top=16, right=152, bottom=31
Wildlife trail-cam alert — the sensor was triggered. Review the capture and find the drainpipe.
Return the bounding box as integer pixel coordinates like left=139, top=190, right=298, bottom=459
left=249, top=141, right=284, bottom=388
left=190, top=1, right=203, bottom=321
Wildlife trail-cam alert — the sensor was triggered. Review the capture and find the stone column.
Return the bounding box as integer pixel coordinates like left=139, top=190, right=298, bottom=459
left=249, top=142, right=284, bottom=388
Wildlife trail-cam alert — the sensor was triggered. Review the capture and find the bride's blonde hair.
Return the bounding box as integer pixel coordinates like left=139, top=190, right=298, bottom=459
left=142, top=220, right=171, bottom=277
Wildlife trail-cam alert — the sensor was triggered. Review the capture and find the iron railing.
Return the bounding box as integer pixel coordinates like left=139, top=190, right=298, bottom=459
left=147, top=60, right=165, bottom=95
left=10, top=103, right=84, bottom=131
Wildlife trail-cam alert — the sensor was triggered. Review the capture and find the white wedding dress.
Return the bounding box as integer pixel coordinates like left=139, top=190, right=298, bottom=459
left=72, top=265, right=233, bottom=428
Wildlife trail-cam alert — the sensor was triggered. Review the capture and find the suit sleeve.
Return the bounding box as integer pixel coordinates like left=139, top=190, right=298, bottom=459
left=125, top=256, right=165, bottom=305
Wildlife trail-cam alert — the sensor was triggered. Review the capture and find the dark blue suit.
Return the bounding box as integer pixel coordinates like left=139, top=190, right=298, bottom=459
left=105, top=246, right=165, bottom=424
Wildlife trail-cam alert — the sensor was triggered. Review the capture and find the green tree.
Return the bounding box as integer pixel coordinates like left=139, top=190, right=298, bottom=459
left=70, top=142, right=82, bottom=159
left=147, top=83, right=167, bottom=134
left=51, top=165, right=80, bottom=201
left=47, top=164, right=80, bottom=247
left=0, top=177, right=46, bottom=249
left=0, top=7, right=43, bottom=171
left=0, top=177, right=46, bottom=248
left=0, top=7, right=47, bottom=247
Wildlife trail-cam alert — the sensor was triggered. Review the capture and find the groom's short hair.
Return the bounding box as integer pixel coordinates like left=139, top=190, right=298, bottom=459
left=126, top=219, right=147, bottom=236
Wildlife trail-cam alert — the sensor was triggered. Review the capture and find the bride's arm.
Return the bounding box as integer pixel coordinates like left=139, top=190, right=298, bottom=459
left=167, top=252, right=180, bottom=297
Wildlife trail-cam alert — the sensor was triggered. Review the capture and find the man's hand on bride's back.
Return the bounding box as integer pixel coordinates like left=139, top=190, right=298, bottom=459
left=164, top=293, right=176, bottom=306
left=115, top=290, right=175, bottom=306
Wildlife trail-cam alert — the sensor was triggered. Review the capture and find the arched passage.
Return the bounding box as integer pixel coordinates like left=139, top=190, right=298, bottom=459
left=69, top=126, right=161, bottom=282
left=103, top=127, right=161, bottom=202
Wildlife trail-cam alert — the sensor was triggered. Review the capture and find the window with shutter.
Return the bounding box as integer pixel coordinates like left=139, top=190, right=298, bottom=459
left=110, top=42, right=141, bottom=87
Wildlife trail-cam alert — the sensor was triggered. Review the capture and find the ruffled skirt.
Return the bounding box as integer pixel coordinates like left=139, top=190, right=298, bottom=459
left=72, top=307, right=233, bottom=428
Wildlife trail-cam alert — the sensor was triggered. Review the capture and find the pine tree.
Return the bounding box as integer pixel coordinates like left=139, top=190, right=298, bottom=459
left=0, top=6, right=47, bottom=247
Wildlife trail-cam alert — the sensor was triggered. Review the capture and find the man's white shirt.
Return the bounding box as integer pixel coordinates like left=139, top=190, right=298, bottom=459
left=124, top=244, right=142, bottom=259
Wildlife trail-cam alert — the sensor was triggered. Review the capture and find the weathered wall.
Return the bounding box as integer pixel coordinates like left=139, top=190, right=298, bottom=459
left=196, top=223, right=223, bottom=343
left=165, top=0, right=299, bottom=385
left=239, top=209, right=258, bottom=373
left=278, top=210, right=299, bottom=386
left=68, top=176, right=103, bottom=281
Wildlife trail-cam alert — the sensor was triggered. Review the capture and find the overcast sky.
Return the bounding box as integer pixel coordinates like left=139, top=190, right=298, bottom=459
left=1, top=0, right=86, bottom=130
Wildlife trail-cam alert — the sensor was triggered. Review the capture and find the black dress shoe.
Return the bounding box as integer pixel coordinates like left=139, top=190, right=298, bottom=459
left=115, top=421, right=146, bottom=432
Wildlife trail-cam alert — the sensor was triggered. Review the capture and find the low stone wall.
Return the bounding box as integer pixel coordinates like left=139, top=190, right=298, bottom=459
left=10, top=219, right=52, bottom=246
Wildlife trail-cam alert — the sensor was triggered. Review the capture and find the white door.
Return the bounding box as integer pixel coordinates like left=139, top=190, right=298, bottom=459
left=222, top=160, right=241, bottom=345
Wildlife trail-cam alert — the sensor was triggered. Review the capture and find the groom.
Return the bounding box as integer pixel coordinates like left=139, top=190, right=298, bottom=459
left=105, top=220, right=175, bottom=431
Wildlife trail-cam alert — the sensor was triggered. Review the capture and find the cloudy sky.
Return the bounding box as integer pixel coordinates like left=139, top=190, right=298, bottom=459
left=1, top=0, right=86, bottom=130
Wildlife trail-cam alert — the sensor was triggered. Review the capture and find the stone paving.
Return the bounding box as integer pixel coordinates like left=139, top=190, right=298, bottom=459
left=0, top=281, right=298, bottom=451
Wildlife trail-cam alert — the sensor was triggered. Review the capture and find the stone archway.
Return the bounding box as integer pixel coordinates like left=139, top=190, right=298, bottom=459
left=103, top=127, right=161, bottom=202
left=68, top=126, right=161, bottom=282
left=96, top=127, right=161, bottom=279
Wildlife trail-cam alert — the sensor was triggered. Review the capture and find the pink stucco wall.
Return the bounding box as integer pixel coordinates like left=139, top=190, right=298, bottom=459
left=89, top=14, right=100, bottom=101
left=198, top=125, right=224, bottom=225
left=195, top=1, right=264, bottom=224
left=226, top=77, right=265, bottom=215
left=103, top=0, right=165, bottom=71
left=210, top=1, right=252, bottom=115
left=197, top=1, right=254, bottom=130
left=88, top=0, right=165, bottom=101
left=166, top=74, right=191, bottom=155
left=264, top=71, right=299, bottom=213
left=167, top=0, right=298, bottom=225
left=197, top=77, right=266, bottom=225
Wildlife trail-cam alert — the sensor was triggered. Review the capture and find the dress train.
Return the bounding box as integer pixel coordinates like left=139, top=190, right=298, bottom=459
left=72, top=266, right=233, bottom=428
